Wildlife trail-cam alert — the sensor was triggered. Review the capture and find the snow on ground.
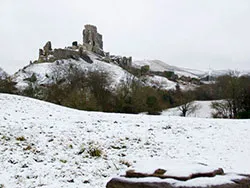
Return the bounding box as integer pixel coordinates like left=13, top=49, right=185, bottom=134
left=133, top=60, right=250, bottom=80
left=116, top=173, right=245, bottom=187
left=116, top=159, right=246, bottom=187
left=146, top=75, right=177, bottom=90
left=132, top=159, right=218, bottom=176
left=1, top=94, right=250, bottom=187
left=146, top=75, right=196, bottom=90
left=162, top=101, right=217, bottom=118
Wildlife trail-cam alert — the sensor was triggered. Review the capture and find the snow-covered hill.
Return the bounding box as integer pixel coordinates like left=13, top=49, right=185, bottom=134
left=12, top=53, right=130, bottom=90
left=133, top=59, right=250, bottom=79
left=12, top=53, right=196, bottom=91
left=1, top=94, right=250, bottom=187
left=133, top=60, right=206, bottom=78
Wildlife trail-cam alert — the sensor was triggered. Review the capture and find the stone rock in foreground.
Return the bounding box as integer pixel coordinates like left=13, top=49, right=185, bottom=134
left=107, top=161, right=250, bottom=188
left=107, top=176, right=250, bottom=188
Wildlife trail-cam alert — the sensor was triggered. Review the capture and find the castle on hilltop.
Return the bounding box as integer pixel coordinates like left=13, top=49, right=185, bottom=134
left=36, top=24, right=132, bottom=67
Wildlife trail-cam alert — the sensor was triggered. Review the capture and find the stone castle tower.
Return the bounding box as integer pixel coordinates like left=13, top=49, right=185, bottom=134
left=83, top=25, right=104, bottom=56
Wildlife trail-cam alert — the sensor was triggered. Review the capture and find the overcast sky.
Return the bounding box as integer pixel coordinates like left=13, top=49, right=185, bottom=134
left=1, top=0, right=250, bottom=74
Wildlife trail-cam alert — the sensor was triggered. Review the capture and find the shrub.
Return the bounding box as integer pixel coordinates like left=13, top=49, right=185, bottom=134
left=23, top=145, right=32, bottom=150
left=24, top=73, right=37, bottom=83
left=164, top=71, right=174, bottom=78
left=146, top=95, right=161, bottom=115
left=16, top=136, right=26, bottom=141
left=0, top=77, right=17, bottom=94
left=60, top=159, right=67, bottom=163
left=1, top=135, right=10, bottom=141
left=237, top=110, right=250, bottom=119
left=140, top=65, right=150, bottom=75
left=78, top=144, right=86, bottom=155
left=120, top=160, right=131, bottom=167
left=88, top=146, right=102, bottom=157
left=78, top=143, right=102, bottom=157
left=22, top=84, right=44, bottom=99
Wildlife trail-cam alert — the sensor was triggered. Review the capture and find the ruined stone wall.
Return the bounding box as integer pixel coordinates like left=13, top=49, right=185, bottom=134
left=110, top=56, right=132, bottom=67
left=53, top=49, right=80, bottom=60
left=37, top=41, right=93, bottom=64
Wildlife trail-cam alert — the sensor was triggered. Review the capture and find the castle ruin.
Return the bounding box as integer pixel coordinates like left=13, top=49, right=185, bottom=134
left=83, top=24, right=104, bottom=56
left=36, top=24, right=132, bottom=67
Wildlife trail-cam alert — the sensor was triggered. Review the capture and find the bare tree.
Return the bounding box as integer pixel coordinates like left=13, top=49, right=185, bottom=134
left=211, top=101, right=230, bottom=118
left=176, top=90, right=200, bottom=117
left=212, top=72, right=250, bottom=118
left=178, top=101, right=200, bottom=117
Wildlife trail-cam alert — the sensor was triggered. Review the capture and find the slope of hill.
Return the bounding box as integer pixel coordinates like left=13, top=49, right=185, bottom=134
left=0, top=94, right=250, bottom=187
left=132, top=60, right=206, bottom=78
left=132, top=60, right=250, bottom=80
left=12, top=52, right=131, bottom=90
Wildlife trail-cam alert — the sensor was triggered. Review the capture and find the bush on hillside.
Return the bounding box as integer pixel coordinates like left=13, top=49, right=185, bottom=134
left=140, top=65, right=150, bottom=75
left=24, top=73, right=37, bottom=83
left=115, top=75, right=165, bottom=114
left=0, top=77, right=17, bottom=94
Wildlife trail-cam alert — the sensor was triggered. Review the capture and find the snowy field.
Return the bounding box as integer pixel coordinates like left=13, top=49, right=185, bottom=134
left=0, top=94, right=250, bottom=187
